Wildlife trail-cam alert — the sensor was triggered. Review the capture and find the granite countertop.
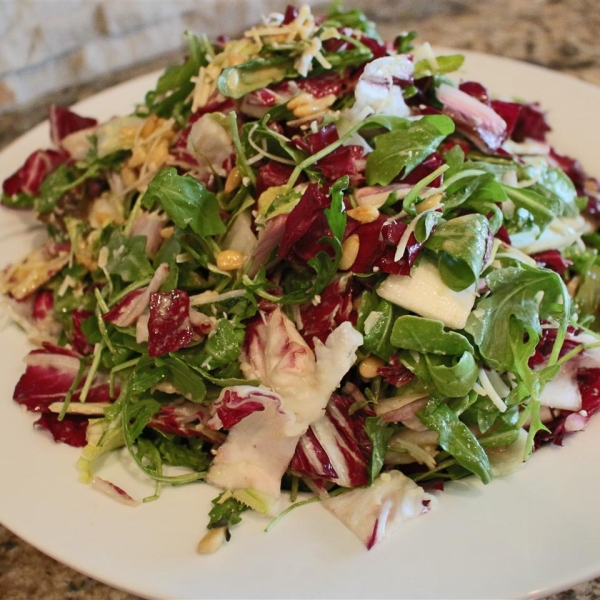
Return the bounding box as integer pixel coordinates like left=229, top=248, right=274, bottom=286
left=1, top=1, right=600, bottom=598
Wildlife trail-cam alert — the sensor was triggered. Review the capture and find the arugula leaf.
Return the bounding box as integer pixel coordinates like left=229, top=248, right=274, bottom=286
left=361, top=298, right=398, bottom=361
left=443, top=145, right=466, bottom=180
left=414, top=54, right=465, bottom=78
left=395, top=31, right=418, bottom=53
left=356, top=290, right=380, bottom=331
left=401, top=349, right=478, bottom=398
left=145, top=31, right=208, bottom=123
left=153, top=434, right=210, bottom=472
left=207, top=492, right=248, bottom=531
left=425, top=213, right=490, bottom=291
left=465, top=265, right=570, bottom=373
left=105, top=230, right=155, bottom=283
left=35, top=150, right=128, bottom=215
left=143, top=168, right=226, bottom=237
left=423, top=352, right=479, bottom=398
left=366, top=115, right=455, bottom=186
left=523, top=165, right=579, bottom=218
left=391, top=315, right=474, bottom=356
left=195, top=319, right=245, bottom=370
left=443, top=173, right=506, bottom=215
left=156, top=356, right=207, bottom=403
left=1, top=191, right=34, bottom=208
left=130, top=357, right=169, bottom=395
left=574, top=264, right=600, bottom=331
left=419, top=403, right=492, bottom=484
left=324, top=4, right=379, bottom=36
left=364, top=417, right=395, bottom=484
left=35, top=165, right=75, bottom=214
left=503, top=184, right=561, bottom=232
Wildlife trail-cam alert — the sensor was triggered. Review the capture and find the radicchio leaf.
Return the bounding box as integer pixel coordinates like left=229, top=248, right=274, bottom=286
left=291, top=392, right=373, bottom=488
left=2, top=149, right=66, bottom=197
left=103, top=263, right=170, bottom=327
left=148, top=401, right=225, bottom=445
left=241, top=307, right=363, bottom=427
left=298, top=277, right=356, bottom=347
left=13, top=343, right=113, bottom=413
left=277, top=182, right=333, bottom=261
left=256, top=162, right=295, bottom=197
left=323, top=470, right=435, bottom=549
left=148, top=290, right=195, bottom=357
left=530, top=250, right=572, bottom=275
left=34, top=412, right=89, bottom=447
left=437, top=83, right=507, bottom=152
left=206, top=386, right=300, bottom=505
left=33, top=290, right=54, bottom=320
left=49, top=105, right=97, bottom=146
left=71, top=309, right=94, bottom=355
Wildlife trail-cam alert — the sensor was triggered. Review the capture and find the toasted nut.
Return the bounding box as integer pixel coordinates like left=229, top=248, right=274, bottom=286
left=141, top=114, right=159, bottom=139
left=359, top=356, right=385, bottom=379
left=160, top=226, right=174, bottom=239
left=224, top=166, right=242, bottom=194
left=347, top=205, right=379, bottom=224
left=197, top=527, right=227, bottom=554
left=120, top=166, right=137, bottom=187
left=287, top=92, right=336, bottom=118
left=147, top=139, right=169, bottom=169
left=567, top=275, right=580, bottom=296
left=127, top=146, right=147, bottom=169
left=339, top=234, right=360, bottom=271
left=216, top=250, right=245, bottom=271
left=416, top=192, right=444, bottom=214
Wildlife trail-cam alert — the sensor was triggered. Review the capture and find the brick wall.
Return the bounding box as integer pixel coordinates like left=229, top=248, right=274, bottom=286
left=0, top=0, right=334, bottom=112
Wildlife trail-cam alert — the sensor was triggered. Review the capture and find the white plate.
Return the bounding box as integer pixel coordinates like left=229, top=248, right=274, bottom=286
left=1, top=49, right=600, bottom=600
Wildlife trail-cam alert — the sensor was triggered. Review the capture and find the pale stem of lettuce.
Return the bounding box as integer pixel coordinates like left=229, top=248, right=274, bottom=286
left=229, top=111, right=256, bottom=186
left=439, top=168, right=486, bottom=191
left=285, top=121, right=365, bottom=190
left=108, top=277, right=152, bottom=307
left=79, top=343, right=104, bottom=403
left=94, top=289, right=116, bottom=354
left=58, top=359, right=87, bottom=421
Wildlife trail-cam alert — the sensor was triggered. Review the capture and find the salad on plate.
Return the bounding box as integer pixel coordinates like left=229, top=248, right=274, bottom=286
left=2, top=3, right=600, bottom=553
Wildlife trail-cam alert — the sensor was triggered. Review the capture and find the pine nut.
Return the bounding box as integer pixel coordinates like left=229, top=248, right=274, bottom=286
left=160, top=226, right=174, bottom=239
left=359, top=356, right=385, bottom=379
left=127, top=146, right=147, bottom=169
left=287, top=93, right=336, bottom=118
left=347, top=205, right=379, bottom=224
left=216, top=250, right=245, bottom=271
left=339, top=234, right=360, bottom=271
left=416, top=192, right=444, bottom=214
left=224, top=166, right=242, bottom=194
left=141, top=114, right=159, bottom=139
left=120, top=166, right=137, bottom=187
left=197, top=527, right=227, bottom=554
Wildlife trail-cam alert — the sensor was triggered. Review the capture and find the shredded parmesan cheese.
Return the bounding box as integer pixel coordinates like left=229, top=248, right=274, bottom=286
left=478, top=368, right=507, bottom=413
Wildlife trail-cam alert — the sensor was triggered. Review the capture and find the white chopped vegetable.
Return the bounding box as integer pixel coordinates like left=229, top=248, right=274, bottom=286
left=377, top=259, right=477, bottom=330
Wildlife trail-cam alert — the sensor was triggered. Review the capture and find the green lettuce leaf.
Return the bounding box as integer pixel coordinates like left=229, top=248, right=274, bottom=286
left=391, top=315, right=474, bottom=356
left=465, top=265, right=570, bottom=373
left=419, top=403, right=492, bottom=484
left=143, top=167, right=225, bottom=237
left=425, top=213, right=490, bottom=291
left=366, top=115, right=455, bottom=186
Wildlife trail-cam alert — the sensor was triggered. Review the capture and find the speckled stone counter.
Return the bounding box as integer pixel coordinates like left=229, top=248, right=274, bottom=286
left=1, top=1, right=600, bottom=599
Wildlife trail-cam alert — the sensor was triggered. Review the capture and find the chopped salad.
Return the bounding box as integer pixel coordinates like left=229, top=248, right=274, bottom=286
left=2, top=3, right=600, bottom=552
